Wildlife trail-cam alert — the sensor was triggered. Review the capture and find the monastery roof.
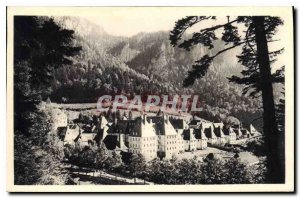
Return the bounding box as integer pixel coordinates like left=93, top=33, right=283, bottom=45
left=202, top=122, right=213, bottom=128
left=182, top=129, right=196, bottom=141
left=214, top=127, right=225, bottom=138
left=203, top=127, right=215, bottom=139
left=64, top=125, right=80, bottom=143
left=146, top=116, right=164, bottom=135
left=232, top=124, right=240, bottom=129
left=213, top=122, right=224, bottom=128
left=164, top=120, right=178, bottom=136
left=194, top=128, right=207, bottom=139
left=194, top=116, right=210, bottom=123
left=116, top=121, right=129, bottom=134
left=146, top=116, right=163, bottom=124
left=146, top=116, right=178, bottom=136
left=106, top=116, right=157, bottom=137
left=103, top=119, right=135, bottom=135
left=169, top=118, right=185, bottom=129
left=223, top=127, right=234, bottom=136
left=233, top=128, right=242, bottom=136
left=189, top=120, right=201, bottom=126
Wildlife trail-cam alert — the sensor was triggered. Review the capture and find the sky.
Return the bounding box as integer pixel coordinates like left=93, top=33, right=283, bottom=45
left=82, top=7, right=229, bottom=37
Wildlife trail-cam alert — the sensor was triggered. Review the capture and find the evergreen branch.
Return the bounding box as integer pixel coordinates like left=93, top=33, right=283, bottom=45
left=245, top=26, right=256, bottom=54
left=267, top=39, right=280, bottom=42
left=172, top=17, right=238, bottom=49
left=178, top=31, right=217, bottom=50
left=211, top=40, right=250, bottom=59
left=200, top=19, right=239, bottom=34
left=272, top=66, right=285, bottom=84
left=269, top=48, right=284, bottom=55
left=170, top=16, right=211, bottom=46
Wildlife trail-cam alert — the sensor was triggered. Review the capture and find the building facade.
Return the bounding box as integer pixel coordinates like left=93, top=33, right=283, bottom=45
left=128, top=117, right=158, bottom=161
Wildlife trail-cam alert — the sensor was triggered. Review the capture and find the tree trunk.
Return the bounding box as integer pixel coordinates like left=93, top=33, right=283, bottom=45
left=253, top=16, right=284, bottom=183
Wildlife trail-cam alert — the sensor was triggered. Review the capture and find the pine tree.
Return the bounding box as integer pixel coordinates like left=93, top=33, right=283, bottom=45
left=14, top=16, right=81, bottom=134
left=170, top=16, right=285, bottom=183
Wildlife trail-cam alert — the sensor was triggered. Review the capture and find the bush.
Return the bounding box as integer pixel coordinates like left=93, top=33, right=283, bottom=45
left=246, top=138, right=266, bottom=156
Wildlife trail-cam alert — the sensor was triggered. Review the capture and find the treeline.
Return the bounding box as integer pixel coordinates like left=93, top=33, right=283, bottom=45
left=14, top=16, right=81, bottom=184
left=14, top=16, right=81, bottom=134
left=64, top=143, right=266, bottom=184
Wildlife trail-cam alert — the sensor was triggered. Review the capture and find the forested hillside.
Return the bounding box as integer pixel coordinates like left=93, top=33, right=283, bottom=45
left=14, top=16, right=81, bottom=184
left=108, top=31, right=264, bottom=128
left=51, top=17, right=169, bottom=103
left=50, top=17, right=265, bottom=129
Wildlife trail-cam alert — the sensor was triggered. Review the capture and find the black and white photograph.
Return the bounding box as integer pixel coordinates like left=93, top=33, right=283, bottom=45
left=6, top=6, right=294, bottom=192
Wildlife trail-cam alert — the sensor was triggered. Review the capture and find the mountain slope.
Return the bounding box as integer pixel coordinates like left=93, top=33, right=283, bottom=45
left=107, top=31, right=263, bottom=128
left=50, top=17, right=263, bottom=129
left=51, top=17, right=170, bottom=103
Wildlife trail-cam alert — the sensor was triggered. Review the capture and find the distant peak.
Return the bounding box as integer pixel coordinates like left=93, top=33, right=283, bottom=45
left=54, top=16, right=107, bottom=37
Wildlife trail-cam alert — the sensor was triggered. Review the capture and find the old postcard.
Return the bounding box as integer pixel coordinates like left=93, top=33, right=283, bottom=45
left=6, top=7, right=294, bottom=192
